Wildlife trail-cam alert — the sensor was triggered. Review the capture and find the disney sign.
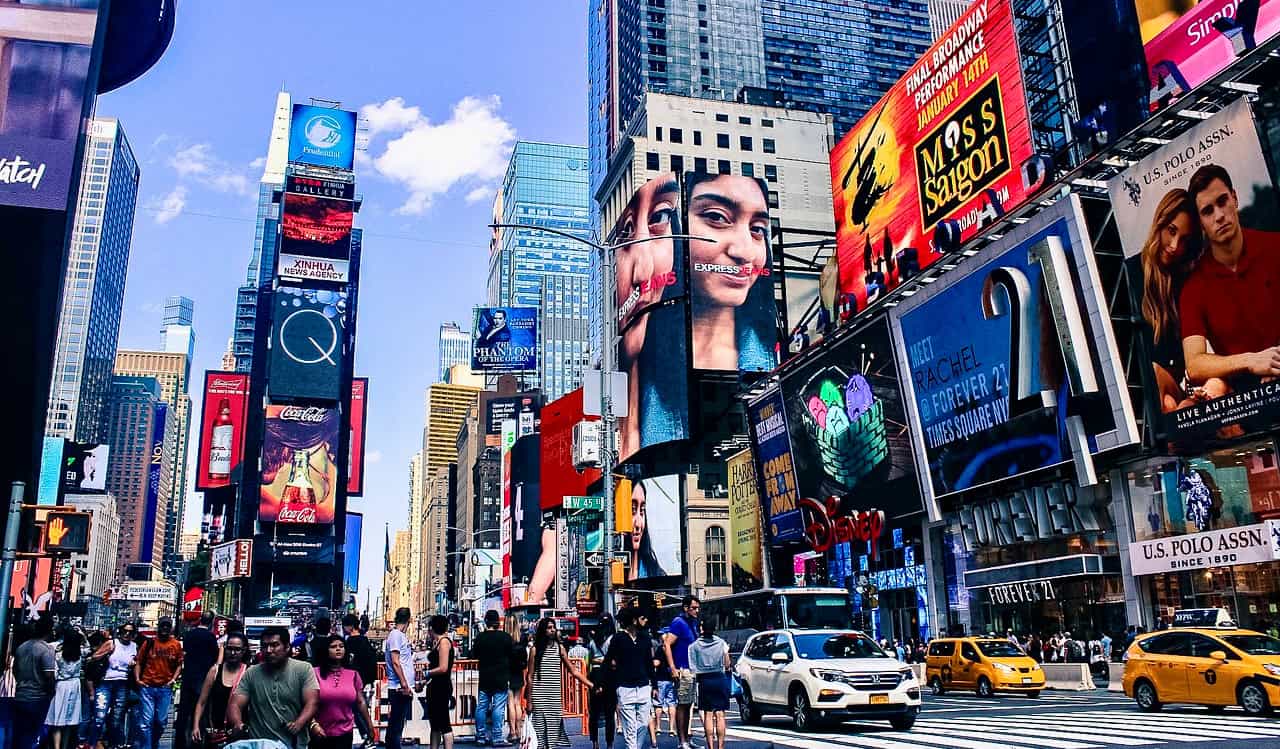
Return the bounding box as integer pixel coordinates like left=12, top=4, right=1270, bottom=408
left=797, top=496, right=885, bottom=555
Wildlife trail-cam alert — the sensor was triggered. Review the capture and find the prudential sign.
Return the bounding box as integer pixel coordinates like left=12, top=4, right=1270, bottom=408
left=288, top=105, right=356, bottom=171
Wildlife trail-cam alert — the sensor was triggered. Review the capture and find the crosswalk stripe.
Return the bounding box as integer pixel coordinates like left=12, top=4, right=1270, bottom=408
left=1067, top=711, right=1280, bottom=734
left=913, top=718, right=1156, bottom=745
left=729, top=724, right=1017, bottom=749
left=906, top=724, right=1100, bottom=749
left=728, top=725, right=928, bottom=749
left=959, top=714, right=1254, bottom=741
left=1071, top=710, right=1276, bottom=724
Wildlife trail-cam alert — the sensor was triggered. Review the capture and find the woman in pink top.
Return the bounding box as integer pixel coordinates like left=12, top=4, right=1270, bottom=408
left=310, top=636, right=374, bottom=749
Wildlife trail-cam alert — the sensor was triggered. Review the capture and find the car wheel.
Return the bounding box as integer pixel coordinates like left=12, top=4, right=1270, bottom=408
left=1026, top=691, right=1040, bottom=699
left=790, top=687, right=814, bottom=732
left=929, top=676, right=945, bottom=696
left=1134, top=680, right=1162, bottom=712
left=738, top=684, right=761, bottom=725
left=976, top=677, right=994, bottom=698
left=1239, top=681, right=1273, bottom=716
left=889, top=710, right=917, bottom=731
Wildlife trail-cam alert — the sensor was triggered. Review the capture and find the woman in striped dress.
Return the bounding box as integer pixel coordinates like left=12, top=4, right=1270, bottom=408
left=525, top=618, right=593, bottom=749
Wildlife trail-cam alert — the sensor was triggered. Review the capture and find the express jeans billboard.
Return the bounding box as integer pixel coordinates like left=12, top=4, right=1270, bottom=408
left=779, top=318, right=924, bottom=521
left=259, top=405, right=340, bottom=525
left=471, top=306, right=538, bottom=372
left=1109, top=98, right=1280, bottom=443
left=611, top=173, right=691, bottom=463
left=890, top=196, right=1138, bottom=501
left=619, top=474, right=682, bottom=580
left=747, top=387, right=804, bottom=543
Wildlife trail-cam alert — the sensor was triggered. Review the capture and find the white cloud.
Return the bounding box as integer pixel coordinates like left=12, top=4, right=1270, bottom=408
left=365, top=450, right=383, bottom=465
left=248, top=156, right=266, bottom=170
left=167, top=143, right=252, bottom=195
left=361, top=95, right=516, bottom=214
left=154, top=185, right=187, bottom=224
left=465, top=185, right=492, bottom=204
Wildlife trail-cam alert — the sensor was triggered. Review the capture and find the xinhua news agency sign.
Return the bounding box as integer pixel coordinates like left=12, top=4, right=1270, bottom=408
left=1128, top=521, right=1280, bottom=576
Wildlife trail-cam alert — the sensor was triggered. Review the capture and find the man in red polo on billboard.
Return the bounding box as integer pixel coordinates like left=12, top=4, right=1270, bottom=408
left=259, top=405, right=340, bottom=524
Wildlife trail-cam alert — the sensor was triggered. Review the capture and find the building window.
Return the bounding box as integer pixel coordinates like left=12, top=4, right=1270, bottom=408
left=763, top=138, right=776, bottom=154
left=701, top=67, right=710, bottom=77
left=655, top=126, right=663, bottom=142
left=715, top=113, right=729, bottom=123
left=670, top=128, right=683, bottom=144
left=738, top=116, right=751, bottom=125
left=767, top=190, right=780, bottom=209
left=717, top=159, right=731, bottom=175
left=740, top=136, right=753, bottom=151
left=693, top=131, right=702, bottom=146
left=671, top=155, right=684, bottom=174
left=646, top=152, right=660, bottom=171
left=716, top=133, right=730, bottom=149
left=699, top=19, right=707, bottom=27
left=700, top=51, right=709, bottom=60
left=764, top=164, right=777, bottom=182
left=762, top=118, right=774, bottom=128
left=694, top=157, right=708, bottom=174
left=741, top=163, right=754, bottom=177
left=699, top=35, right=708, bottom=43
left=706, top=526, right=728, bottom=586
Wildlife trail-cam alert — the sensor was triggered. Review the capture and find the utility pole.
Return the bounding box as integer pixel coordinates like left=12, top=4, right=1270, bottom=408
left=0, top=482, right=26, bottom=651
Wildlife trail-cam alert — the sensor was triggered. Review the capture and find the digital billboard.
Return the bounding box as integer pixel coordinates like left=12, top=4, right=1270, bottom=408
left=829, top=0, right=1034, bottom=314
left=210, top=539, right=253, bottom=581
left=1108, top=98, right=1280, bottom=444
left=277, top=191, right=354, bottom=283
left=268, top=285, right=347, bottom=401
left=746, top=387, right=804, bottom=543
left=61, top=441, right=109, bottom=495
left=286, top=173, right=355, bottom=201
left=37, top=437, right=63, bottom=505
left=618, top=474, right=683, bottom=580
left=509, top=435, right=544, bottom=584
left=485, top=394, right=541, bottom=447
left=889, top=196, right=1138, bottom=501
left=727, top=449, right=764, bottom=591
left=1143, top=0, right=1280, bottom=112
left=141, top=404, right=168, bottom=564
left=540, top=389, right=601, bottom=511
left=196, top=372, right=251, bottom=491
left=288, top=104, right=357, bottom=171
left=611, top=173, right=691, bottom=462
left=347, top=377, right=368, bottom=495
left=259, top=405, right=341, bottom=525
left=471, top=306, right=538, bottom=372
left=0, top=2, right=102, bottom=210
left=254, top=533, right=336, bottom=565
left=344, top=511, right=363, bottom=595
left=683, top=172, right=778, bottom=372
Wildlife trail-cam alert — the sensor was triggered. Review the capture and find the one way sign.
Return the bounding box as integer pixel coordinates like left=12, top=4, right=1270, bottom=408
left=585, top=552, right=606, bottom=567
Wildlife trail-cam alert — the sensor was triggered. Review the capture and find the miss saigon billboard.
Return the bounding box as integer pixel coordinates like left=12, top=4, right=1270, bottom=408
left=829, top=0, right=1034, bottom=314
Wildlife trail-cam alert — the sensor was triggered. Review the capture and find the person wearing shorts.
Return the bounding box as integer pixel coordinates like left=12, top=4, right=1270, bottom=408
left=650, top=629, right=675, bottom=743
left=663, top=596, right=700, bottom=749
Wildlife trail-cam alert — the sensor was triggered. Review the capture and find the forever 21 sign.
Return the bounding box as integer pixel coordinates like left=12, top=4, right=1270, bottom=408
left=1128, top=521, right=1280, bottom=577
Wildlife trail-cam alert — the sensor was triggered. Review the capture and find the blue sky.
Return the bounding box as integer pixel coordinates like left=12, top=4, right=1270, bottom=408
left=99, top=1, right=586, bottom=607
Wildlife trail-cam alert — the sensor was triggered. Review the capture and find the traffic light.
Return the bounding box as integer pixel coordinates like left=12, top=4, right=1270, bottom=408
left=43, top=511, right=91, bottom=554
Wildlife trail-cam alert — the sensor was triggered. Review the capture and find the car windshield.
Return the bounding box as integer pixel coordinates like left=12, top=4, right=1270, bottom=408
left=1222, top=634, right=1280, bottom=655
left=976, top=641, right=1024, bottom=658
left=783, top=594, right=851, bottom=629
left=793, top=633, right=888, bottom=660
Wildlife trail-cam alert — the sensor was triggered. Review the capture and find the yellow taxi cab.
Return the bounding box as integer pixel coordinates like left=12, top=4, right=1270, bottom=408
left=1123, top=622, right=1280, bottom=715
left=924, top=637, right=1045, bottom=698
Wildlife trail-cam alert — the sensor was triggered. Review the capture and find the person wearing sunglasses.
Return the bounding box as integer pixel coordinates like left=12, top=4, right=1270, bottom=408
left=190, top=632, right=250, bottom=748
left=92, top=622, right=139, bottom=749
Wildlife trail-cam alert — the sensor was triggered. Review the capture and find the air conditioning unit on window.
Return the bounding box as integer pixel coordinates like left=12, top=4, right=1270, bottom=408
left=572, top=421, right=601, bottom=470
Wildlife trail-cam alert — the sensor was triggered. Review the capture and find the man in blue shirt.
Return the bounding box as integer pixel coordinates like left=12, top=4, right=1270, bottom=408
left=662, top=596, right=700, bottom=749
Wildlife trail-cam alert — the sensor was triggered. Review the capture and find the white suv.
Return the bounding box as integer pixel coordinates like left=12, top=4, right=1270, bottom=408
left=734, top=629, right=921, bottom=731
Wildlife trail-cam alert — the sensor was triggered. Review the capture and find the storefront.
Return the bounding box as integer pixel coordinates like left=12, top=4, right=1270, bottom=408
left=942, top=478, right=1127, bottom=639
left=1122, top=439, right=1280, bottom=632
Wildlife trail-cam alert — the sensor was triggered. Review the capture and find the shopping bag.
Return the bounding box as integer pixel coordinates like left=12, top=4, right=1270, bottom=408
left=520, top=715, right=539, bottom=749
left=729, top=673, right=743, bottom=698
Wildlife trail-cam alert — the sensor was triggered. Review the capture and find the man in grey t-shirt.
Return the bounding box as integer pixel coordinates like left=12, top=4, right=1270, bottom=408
left=228, top=626, right=319, bottom=748
left=13, top=616, right=56, bottom=749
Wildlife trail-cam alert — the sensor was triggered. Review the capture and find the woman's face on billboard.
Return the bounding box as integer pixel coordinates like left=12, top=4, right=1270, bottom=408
left=615, top=174, right=679, bottom=338
left=688, top=175, right=769, bottom=309
left=631, top=481, right=647, bottom=549
left=1160, top=211, right=1195, bottom=267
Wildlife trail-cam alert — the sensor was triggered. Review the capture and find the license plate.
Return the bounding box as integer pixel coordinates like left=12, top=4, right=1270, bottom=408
left=870, top=694, right=890, bottom=705
left=1022, top=677, right=1032, bottom=684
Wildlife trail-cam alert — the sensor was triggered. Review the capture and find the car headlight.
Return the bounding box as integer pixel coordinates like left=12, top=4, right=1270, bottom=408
left=900, top=669, right=915, bottom=681
left=1264, top=664, right=1280, bottom=677
left=993, top=663, right=1017, bottom=674
left=810, top=668, right=842, bottom=682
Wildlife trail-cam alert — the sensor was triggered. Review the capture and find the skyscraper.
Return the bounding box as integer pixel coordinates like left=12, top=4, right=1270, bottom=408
left=488, top=142, right=592, bottom=399
left=232, top=92, right=292, bottom=372
left=114, top=350, right=191, bottom=577
left=46, top=118, right=140, bottom=443
left=927, top=0, right=973, bottom=38
left=438, top=322, right=471, bottom=381
left=422, top=382, right=482, bottom=474
left=104, top=376, right=176, bottom=581
left=160, top=296, right=195, bottom=381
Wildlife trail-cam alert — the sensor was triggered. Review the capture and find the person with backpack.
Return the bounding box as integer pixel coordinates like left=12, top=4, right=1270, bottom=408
left=93, top=622, right=139, bottom=749
left=133, top=617, right=184, bottom=749
left=340, top=614, right=378, bottom=748
left=175, top=612, right=220, bottom=749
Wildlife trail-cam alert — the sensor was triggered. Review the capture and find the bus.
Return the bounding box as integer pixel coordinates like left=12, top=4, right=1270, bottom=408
left=662, top=588, right=853, bottom=654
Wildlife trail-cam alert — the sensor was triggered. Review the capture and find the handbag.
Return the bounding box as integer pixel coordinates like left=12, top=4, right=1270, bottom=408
left=520, top=714, right=539, bottom=749
left=728, top=672, right=743, bottom=698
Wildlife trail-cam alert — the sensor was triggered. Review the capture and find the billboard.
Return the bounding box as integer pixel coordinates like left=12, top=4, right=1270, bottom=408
left=288, top=104, right=357, bottom=171
left=611, top=173, right=692, bottom=462
left=683, top=172, right=778, bottom=372
left=746, top=388, right=804, bottom=543
left=254, top=533, right=336, bottom=565
left=37, top=437, right=63, bottom=505
left=540, top=389, right=601, bottom=511
left=1109, top=98, right=1280, bottom=443
left=889, top=196, right=1138, bottom=501
left=0, top=2, right=102, bottom=210
left=344, top=512, right=362, bottom=595
left=196, top=372, right=251, bottom=490
left=471, top=306, right=538, bottom=372
left=277, top=191, right=355, bottom=283
left=727, top=449, right=764, bottom=591
left=347, top=377, right=368, bottom=495
left=485, top=394, right=540, bottom=447
left=830, top=0, right=1034, bottom=314
left=259, top=405, right=341, bottom=525
left=509, top=435, right=544, bottom=584
left=619, top=474, right=683, bottom=580
left=1143, top=1, right=1280, bottom=112
left=286, top=173, right=355, bottom=201
left=61, top=441, right=109, bottom=495
left=268, top=285, right=347, bottom=400
left=210, top=539, right=253, bottom=581
left=140, top=404, right=167, bottom=564
left=779, top=318, right=923, bottom=520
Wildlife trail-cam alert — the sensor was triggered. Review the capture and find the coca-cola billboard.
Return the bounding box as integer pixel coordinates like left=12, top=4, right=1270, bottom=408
left=196, top=372, right=250, bottom=491
left=259, top=404, right=341, bottom=525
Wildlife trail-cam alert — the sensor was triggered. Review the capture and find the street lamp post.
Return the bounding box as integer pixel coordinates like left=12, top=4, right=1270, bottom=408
left=489, top=223, right=715, bottom=616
